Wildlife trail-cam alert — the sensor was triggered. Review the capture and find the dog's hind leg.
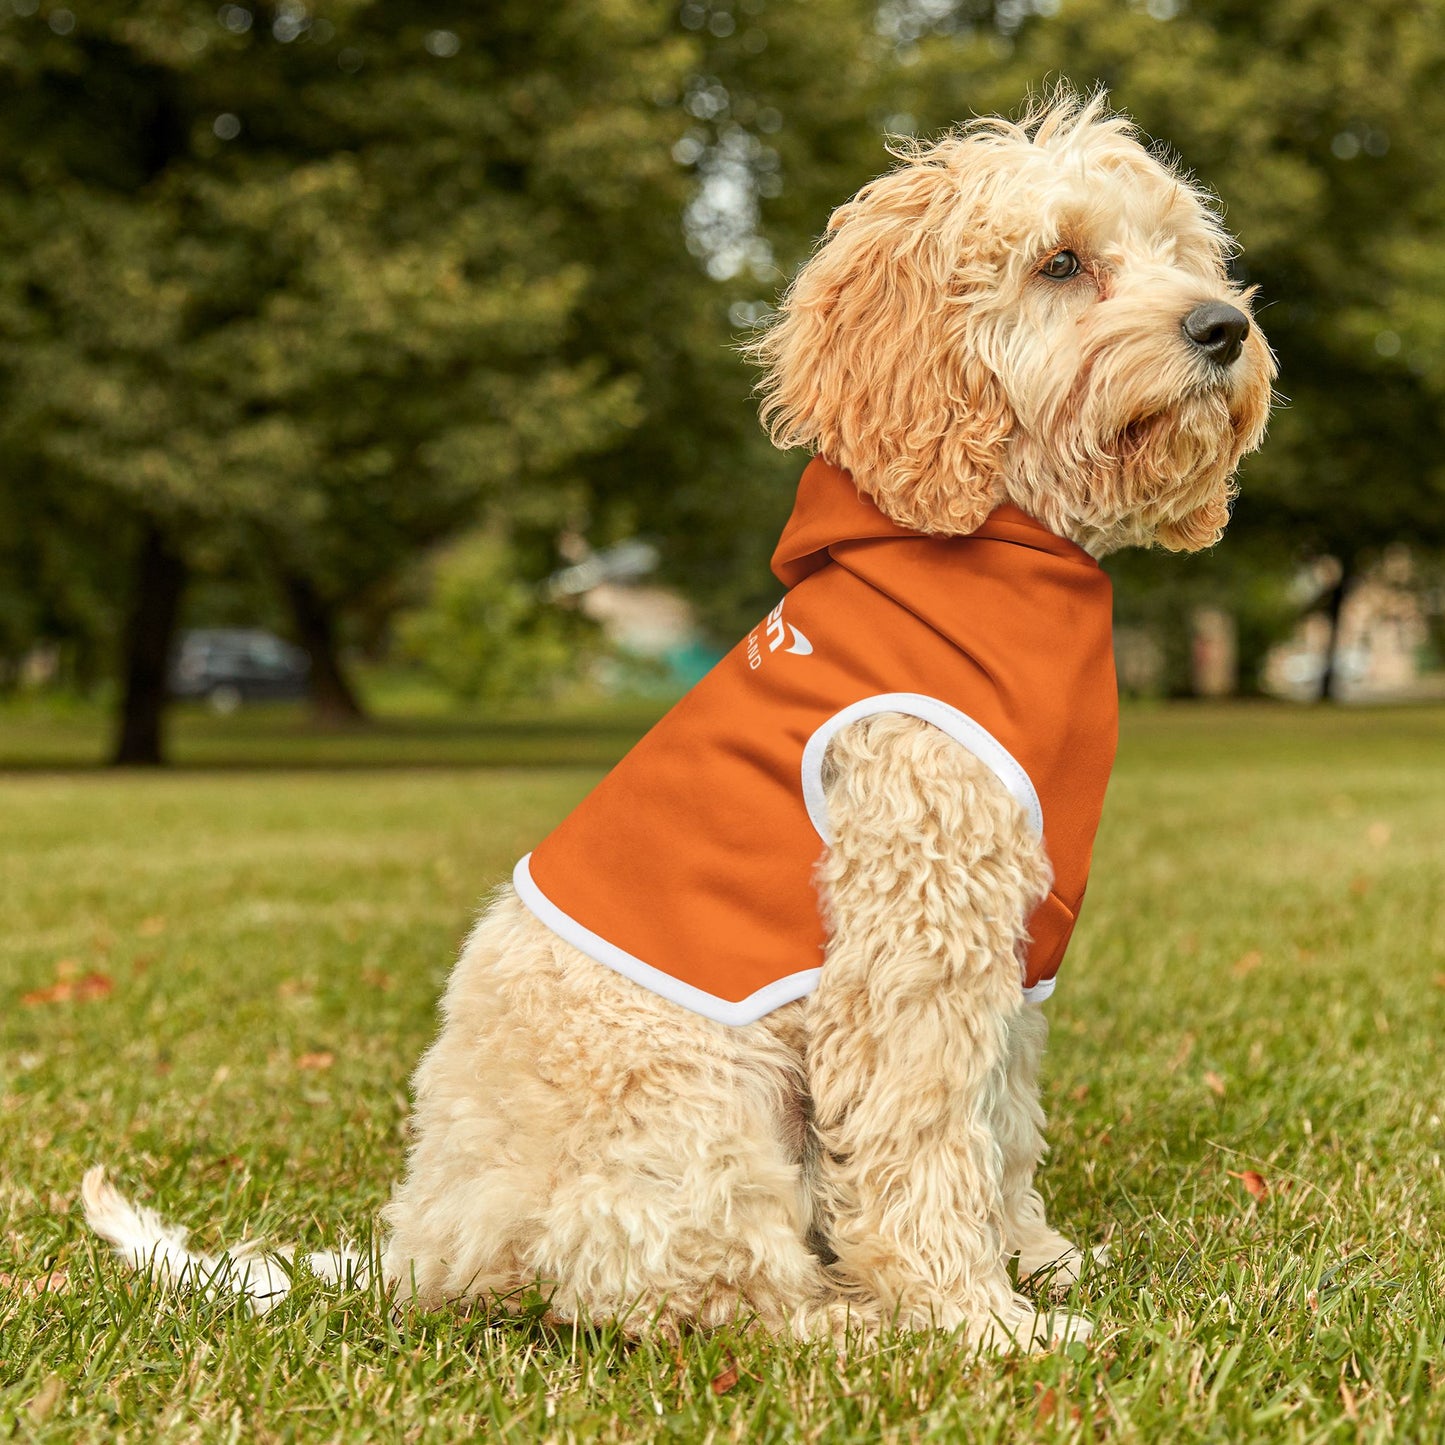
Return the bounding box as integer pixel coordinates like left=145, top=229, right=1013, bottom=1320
left=804, top=713, right=1091, bottom=1350
left=513, top=983, right=836, bottom=1339
left=383, top=892, right=832, bottom=1337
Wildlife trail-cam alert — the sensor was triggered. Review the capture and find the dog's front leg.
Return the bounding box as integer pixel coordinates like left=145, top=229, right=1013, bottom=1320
left=806, top=713, right=1088, bottom=1350
left=994, top=1005, right=1101, bottom=1290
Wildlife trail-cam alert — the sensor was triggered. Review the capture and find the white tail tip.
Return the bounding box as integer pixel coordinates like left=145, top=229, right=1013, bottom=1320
left=81, top=1165, right=368, bottom=1315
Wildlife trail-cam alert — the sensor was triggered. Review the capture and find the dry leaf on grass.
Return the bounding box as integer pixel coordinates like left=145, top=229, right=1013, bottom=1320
left=1228, top=1169, right=1269, bottom=1201
left=138, top=915, right=167, bottom=937
left=710, top=1357, right=740, bottom=1396
left=1232, top=950, right=1263, bottom=977
left=0, top=1268, right=70, bottom=1299
left=295, top=1051, right=334, bottom=1071
left=1204, top=1070, right=1227, bottom=1098
left=21, top=971, right=114, bottom=1006
left=1365, top=822, right=1391, bottom=848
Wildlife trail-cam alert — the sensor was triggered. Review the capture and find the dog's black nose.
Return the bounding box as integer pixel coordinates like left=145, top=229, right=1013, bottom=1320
left=1182, top=302, right=1250, bottom=367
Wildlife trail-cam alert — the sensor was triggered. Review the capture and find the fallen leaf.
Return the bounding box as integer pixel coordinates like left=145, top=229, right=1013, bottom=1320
left=138, top=915, right=167, bottom=937
left=1433, top=974, right=1445, bottom=990
left=0, top=1268, right=70, bottom=1299
left=21, top=983, right=69, bottom=1006
left=295, top=1051, right=334, bottom=1071
left=1228, top=1169, right=1268, bottom=1201
left=1034, top=1385, right=1058, bottom=1424
left=1349, top=875, right=1373, bottom=898
left=1232, top=950, right=1263, bottom=977
left=1365, top=822, right=1391, bottom=848
left=1070, top=1083, right=1090, bottom=1102
left=21, top=972, right=113, bottom=1007
left=1204, top=1070, right=1227, bottom=1098
left=361, top=969, right=394, bottom=992
left=711, top=1357, right=740, bottom=1396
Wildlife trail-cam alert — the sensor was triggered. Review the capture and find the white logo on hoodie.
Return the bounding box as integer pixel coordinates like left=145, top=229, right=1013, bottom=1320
left=747, top=601, right=813, bottom=669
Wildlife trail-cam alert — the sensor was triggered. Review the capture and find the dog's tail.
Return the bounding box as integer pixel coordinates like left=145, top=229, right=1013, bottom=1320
left=81, top=1165, right=368, bottom=1315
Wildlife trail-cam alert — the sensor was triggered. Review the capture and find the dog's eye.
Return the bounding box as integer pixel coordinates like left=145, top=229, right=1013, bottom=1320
left=1040, top=250, right=1081, bottom=280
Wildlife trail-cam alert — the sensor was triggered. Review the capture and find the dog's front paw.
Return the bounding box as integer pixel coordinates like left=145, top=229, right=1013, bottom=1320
left=1017, top=1240, right=1110, bottom=1293
left=972, top=1295, right=1093, bottom=1353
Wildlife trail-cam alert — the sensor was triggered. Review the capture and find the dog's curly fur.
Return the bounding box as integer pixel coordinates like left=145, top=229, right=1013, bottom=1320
left=85, top=90, right=1274, bottom=1351
left=378, top=91, right=1273, bottom=1349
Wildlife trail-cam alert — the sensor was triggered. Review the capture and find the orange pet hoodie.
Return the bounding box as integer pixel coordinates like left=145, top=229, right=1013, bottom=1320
left=515, top=458, right=1119, bottom=1025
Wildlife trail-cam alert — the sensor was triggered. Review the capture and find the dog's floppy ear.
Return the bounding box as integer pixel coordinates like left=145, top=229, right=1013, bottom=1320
left=749, top=149, right=1012, bottom=535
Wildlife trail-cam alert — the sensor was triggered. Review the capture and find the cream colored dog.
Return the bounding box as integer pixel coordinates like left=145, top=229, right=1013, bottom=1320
left=85, top=92, right=1273, bottom=1351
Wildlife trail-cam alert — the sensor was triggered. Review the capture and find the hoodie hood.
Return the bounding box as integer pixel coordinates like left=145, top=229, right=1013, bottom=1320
left=771, top=457, right=1097, bottom=588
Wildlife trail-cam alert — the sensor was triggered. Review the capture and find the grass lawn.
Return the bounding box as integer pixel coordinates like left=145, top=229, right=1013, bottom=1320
left=2, top=701, right=1443, bottom=1442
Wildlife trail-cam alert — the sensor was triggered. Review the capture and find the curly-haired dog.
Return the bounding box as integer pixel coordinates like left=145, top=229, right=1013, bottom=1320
left=85, top=92, right=1273, bottom=1350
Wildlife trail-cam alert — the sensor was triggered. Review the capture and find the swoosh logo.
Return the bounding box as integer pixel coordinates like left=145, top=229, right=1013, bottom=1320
left=785, top=625, right=813, bottom=656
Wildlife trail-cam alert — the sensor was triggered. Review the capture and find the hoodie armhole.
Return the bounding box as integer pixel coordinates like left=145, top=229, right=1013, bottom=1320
left=800, top=692, right=1044, bottom=844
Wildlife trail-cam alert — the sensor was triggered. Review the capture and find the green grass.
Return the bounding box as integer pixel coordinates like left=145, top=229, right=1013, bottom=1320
left=0, top=686, right=671, bottom=771
left=2, top=702, right=1443, bottom=1442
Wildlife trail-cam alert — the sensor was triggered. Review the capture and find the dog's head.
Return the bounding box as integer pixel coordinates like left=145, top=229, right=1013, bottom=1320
left=750, top=90, right=1275, bottom=554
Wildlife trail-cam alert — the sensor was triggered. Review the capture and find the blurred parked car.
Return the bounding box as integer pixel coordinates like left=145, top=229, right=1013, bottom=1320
left=170, top=629, right=310, bottom=712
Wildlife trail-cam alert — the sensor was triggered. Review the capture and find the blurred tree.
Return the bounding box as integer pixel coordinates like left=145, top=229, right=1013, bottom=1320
left=396, top=531, right=599, bottom=705
left=0, top=0, right=695, bottom=758
left=573, top=0, right=891, bottom=637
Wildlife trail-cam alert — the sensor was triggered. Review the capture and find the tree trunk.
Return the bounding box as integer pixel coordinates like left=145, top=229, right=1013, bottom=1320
left=112, top=524, right=187, bottom=766
left=1317, top=556, right=1355, bottom=703
left=281, top=571, right=367, bottom=725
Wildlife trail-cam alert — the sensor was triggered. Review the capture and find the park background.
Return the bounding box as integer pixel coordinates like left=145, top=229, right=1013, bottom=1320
left=2, top=2, right=1444, bottom=1442
left=2, top=0, right=1445, bottom=754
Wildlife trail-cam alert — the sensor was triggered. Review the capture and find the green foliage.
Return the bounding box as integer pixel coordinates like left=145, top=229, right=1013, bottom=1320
left=5, top=0, right=1445, bottom=707
left=396, top=533, right=599, bottom=705
left=0, top=2, right=683, bottom=609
